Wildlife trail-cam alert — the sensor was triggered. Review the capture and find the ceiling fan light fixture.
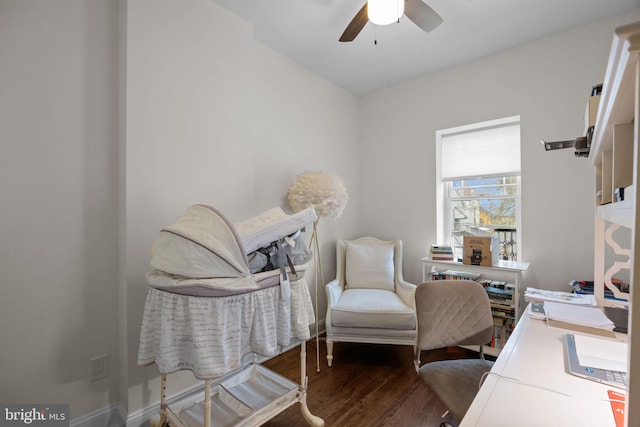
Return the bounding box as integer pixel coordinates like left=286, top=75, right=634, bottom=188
left=368, top=0, right=404, bottom=26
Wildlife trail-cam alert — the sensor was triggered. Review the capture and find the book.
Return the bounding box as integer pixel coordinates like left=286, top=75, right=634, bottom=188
left=608, top=390, right=625, bottom=427
left=428, top=244, right=454, bottom=261
left=491, top=304, right=515, bottom=318
left=480, top=279, right=512, bottom=289
left=570, top=279, right=629, bottom=302
left=429, top=256, right=455, bottom=260
left=441, top=270, right=481, bottom=281
left=429, top=244, right=453, bottom=253
left=485, top=286, right=513, bottom=297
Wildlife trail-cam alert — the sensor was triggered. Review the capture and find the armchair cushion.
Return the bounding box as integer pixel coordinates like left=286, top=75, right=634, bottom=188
left=331, top=289, right=416, bottom=330
left=345, top=241, right=395, bottom=291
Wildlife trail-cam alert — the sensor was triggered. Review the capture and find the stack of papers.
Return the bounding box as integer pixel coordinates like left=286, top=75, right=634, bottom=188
left=574, top=334, right=627, bottom=372
left=545, top=301, right=615, bottom=331
left=524, top=287, right=596, bottom=306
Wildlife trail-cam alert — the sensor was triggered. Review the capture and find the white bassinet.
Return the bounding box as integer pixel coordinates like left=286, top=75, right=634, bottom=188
left=137, top=204, right=324, bottom=427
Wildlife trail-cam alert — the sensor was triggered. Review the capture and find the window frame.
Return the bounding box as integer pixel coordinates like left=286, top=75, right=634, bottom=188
left=435, top=116, right=522, bottom=261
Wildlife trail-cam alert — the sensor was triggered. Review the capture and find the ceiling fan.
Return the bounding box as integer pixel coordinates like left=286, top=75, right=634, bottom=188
left=339, top=0, right=443, bottom=42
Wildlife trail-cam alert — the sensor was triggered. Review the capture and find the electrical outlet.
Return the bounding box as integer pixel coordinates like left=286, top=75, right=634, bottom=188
left=91, top=355, right=108, bottom=381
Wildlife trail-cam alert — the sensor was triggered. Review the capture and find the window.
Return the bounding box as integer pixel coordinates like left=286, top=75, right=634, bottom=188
left=436, top=116, right=521, bottom=261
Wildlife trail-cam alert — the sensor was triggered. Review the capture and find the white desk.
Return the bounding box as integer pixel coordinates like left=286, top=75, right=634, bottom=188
left=461, top=307, right=627, bottom=427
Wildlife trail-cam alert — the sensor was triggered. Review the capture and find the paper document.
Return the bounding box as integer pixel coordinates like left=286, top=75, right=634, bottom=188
left=524, top=287, right=596, bottom=306
left=574, top=334, right=627, bottom=373
left=545, top=301, right=615, bottom=331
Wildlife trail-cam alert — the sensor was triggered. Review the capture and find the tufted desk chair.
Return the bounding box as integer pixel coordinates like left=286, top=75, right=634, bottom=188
left=324, top=237, right=417, bottom=367
left=414, top=280, right=495, bottom=427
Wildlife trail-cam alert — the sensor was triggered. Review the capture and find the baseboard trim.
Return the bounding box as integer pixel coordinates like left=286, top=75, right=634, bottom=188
left=126, top=381, right=204, bottom=427
left=70, top=402, right=126, bottom=427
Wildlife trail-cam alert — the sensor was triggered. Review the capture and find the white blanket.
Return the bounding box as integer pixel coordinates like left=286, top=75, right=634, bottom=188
left=234, top=206, right=317, bottom=254
left=137, top=277, right=314, bottom=380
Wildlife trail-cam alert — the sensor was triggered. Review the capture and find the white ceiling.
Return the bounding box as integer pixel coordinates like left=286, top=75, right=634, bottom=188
left=213, top=0, right=640, bottom=95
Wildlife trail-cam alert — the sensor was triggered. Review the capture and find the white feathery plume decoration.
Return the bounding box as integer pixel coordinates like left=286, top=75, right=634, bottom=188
left=287, top=171, right=348, bottom=219
left=287, top=171, right=347, bottom=373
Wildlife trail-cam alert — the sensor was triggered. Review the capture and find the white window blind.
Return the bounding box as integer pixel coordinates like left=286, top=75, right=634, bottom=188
left=441, top=120, right=521, bottom=181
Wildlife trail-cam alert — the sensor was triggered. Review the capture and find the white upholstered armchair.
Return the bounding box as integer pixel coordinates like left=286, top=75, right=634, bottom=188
left=324, top=237, right=417, bottom=367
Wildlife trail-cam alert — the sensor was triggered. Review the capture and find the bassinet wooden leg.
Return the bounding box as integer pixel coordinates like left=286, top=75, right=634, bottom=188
left=300, top=383, right=324, bottom=427
left=299, top=342, right=324, bottom=427
left=300, top=341, right=307, bottom=384
left=204, top=379, right=212, bottom=427
left=150, top=374, right=168, bottom=427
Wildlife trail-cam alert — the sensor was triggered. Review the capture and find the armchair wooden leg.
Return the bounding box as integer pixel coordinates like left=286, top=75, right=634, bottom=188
left=326, top=341, right=334, bottom=367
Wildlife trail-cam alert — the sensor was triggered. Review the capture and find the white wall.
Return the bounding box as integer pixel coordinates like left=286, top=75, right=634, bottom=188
left=0, top=0, right=120, bottom=418
left=358, top=10, right=640, bottom=290
left=124, top=0, right=359, bottom=414
left=0, top=0, right=358, bottom=421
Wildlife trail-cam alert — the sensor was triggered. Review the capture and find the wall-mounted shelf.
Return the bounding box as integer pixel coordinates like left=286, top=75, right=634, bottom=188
left=590, top=22, right=638, bottom=211
left=595, top=188, right=634, bottom=228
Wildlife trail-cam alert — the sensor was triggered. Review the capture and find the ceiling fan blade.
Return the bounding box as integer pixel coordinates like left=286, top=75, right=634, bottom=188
left=339, top=3, right=368, bottom=42
left=404, top=0, right=443, bottom=33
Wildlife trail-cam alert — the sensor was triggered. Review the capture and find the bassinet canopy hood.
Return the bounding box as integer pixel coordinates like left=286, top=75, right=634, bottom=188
left=151, top=204, right=249, bottom=279
left=147, top=204, right=317, bottom=297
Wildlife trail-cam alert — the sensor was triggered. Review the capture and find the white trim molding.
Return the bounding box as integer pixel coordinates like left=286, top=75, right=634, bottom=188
left=70, top=403, right=126, bottom=427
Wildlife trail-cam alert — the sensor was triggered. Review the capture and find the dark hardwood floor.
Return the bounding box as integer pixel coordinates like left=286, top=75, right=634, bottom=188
left=261, top=337, right=481, bottom=427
